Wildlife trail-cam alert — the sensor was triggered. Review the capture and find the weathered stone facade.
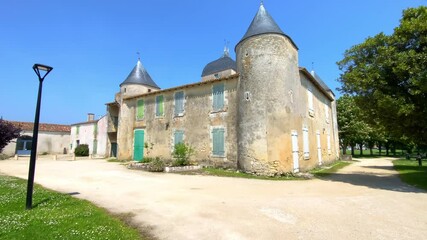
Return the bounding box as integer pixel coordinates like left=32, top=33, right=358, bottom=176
left=106, top=4, right=340, bottom=175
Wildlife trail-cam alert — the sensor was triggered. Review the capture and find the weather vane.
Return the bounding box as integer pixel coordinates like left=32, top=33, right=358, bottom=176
left=136, top=51, right=140, bottom=60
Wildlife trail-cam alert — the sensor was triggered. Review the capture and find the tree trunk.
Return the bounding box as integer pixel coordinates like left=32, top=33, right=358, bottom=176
left=379, top=144, right=382, bottom=156
left=370, top=147, right=373, bottom=156
left=359, top=143, right=363, bottom=156
left=351, top=145, right=355, bottom=156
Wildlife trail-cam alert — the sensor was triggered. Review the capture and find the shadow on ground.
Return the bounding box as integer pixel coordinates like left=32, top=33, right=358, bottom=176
left=319, top=171, right=425, bottom=193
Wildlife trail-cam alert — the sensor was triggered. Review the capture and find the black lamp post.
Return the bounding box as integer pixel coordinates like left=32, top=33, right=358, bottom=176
left=26, top=63, right=53, bottom=210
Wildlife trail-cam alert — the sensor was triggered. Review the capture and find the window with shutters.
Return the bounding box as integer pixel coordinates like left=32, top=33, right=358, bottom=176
left=174, top=91, right=185, bottom=116
left=76, top=126, right=80, bottom=135
left=136, top=99, right=144, bottom=120
left=212, top=128, right=225, bottom=157
left=303, top=127, right=310, bottom=159
left=307, top=87, right=314, bottom=117
left=174, top=130, right=184, bottom=147
left=212, top=83, right=224, bottom=112
left=156, top=95, right=164, bottom=117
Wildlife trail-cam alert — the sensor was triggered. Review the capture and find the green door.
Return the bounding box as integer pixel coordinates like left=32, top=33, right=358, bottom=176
left=133, top=130, right=144, bottom=161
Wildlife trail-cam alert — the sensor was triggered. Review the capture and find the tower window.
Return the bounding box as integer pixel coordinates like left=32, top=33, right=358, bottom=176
left=212, top=83, right=225, bottom=111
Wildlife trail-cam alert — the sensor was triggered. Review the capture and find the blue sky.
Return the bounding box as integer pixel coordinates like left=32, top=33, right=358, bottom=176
left=0, top=0, right=425, bottom=125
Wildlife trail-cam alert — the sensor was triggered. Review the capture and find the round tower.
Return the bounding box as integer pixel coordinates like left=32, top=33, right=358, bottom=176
left=235, top=3, right=300, bottom=174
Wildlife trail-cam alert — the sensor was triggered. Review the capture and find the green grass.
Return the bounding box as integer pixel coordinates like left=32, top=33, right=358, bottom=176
left=393, top=159, right=427, bottom=191
left=199, top=167, right=302, bottom=180
left=310, top=161, right=353, bottom=177
left=0, top=175, right=148, bottom=240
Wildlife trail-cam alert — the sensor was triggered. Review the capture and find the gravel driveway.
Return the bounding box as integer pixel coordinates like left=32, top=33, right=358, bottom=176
left=1, top=157, right=426, bottom=240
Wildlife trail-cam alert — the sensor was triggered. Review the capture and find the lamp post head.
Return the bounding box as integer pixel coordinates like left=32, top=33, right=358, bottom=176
left=33, top=63, right=53, bottom=81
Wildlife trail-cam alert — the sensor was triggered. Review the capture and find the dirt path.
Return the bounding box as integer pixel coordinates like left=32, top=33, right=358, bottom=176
left=1, top=157, right=426, bottom=240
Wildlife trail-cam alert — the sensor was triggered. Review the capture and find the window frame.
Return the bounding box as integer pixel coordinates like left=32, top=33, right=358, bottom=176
left=155, top=95, right=164, bottom=117
left=212, top=127, right=225, bottom=157
left=174, top=91, right=185, bottom=117
left=136, top=99, right=145, bottom=120
left=212, top=83, right=225, bottom=112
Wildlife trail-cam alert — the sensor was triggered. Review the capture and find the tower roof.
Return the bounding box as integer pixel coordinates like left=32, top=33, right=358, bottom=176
left=201, top=48, right=237, bottom=77
left=236, top=3, right=298, bottom=49
left=120, top=59, right=160, bottom=89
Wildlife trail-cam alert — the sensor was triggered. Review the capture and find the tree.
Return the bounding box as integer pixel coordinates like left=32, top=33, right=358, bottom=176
left=336, top=95, right=371, bottom=155
left=337, top=7, right=427, bottom=146
left=0, top=119, right=21, bottom=153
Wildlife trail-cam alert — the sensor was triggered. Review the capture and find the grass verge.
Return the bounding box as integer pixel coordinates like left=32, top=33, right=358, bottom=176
left=310, top=161, right=353, bottom=178
left=393, top=159, right=427, bottom=191
left=0, top=174, right=150, bottom=240
left=197, top=167, right=302, bottom=180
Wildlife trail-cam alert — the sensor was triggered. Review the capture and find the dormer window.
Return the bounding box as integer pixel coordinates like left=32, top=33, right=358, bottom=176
left=214, top=73, right=220, bottom=79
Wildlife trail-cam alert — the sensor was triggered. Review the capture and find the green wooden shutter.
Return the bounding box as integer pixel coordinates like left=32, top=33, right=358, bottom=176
left=133, top=130, right=144, bottom=161
left=174, top=130, right=184, bottom=146
left=93, top=124, right=98, bottom=138
left=93, top=139, right=98, bottom=154
left=156, top=95, right=164, bottom=116
left=137, top=99, right=144, bottom=120
left=175, top=91, right=184, bottom=115
left=213, top=83, right=224, bottom=111
left=212, top=128, right=225, bottom=156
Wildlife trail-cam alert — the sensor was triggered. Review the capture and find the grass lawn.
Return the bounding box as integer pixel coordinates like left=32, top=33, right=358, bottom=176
left=0, top=175, right=147, bottom=240
left=393, top=159, right=427, bottom=191
left=310, top=161, right=353, bottom=178
left=198, top=168, right=302, bottom=180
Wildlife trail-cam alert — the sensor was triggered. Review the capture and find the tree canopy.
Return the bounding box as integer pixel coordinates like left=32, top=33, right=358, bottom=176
left=337, top=6, right=427, bottom=146
left=0, top=119, right=21, bottom=153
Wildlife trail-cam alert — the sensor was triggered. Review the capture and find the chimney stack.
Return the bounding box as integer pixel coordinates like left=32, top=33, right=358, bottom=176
left=87, top=113, right=95, bottom=122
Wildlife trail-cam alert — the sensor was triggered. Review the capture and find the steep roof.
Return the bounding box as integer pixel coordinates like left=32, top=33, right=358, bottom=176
left=10, top=121, right=71, bottom=133
left=236, top=3, right=297, bottom=49
left=120, top=59, right=160, bottom=89
left=201, top=50, right=237, bottom=77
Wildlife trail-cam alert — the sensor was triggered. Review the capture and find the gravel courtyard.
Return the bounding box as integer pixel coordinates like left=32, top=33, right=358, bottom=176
left=1, top=157, right=426, bottom=240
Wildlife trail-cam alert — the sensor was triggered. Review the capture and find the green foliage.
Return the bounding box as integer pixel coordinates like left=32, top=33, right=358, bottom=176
left=0, top=119, right=21, bottom=153
left=393, top=159, right=427, bottom=191
left=310, top=161, right=353, bottom=178
left=74, top=144, right=89, bottom=157
left=201, top=167, right=301, bottom=180
left=0, top=175, right=142, bottom=239
left=172, top=142, right=194, bottom=166
left=148, top=157, right=165, bottom=172
left=0, top=153, right=10, bottom=160
left=337, top=6, right=427, bottom=146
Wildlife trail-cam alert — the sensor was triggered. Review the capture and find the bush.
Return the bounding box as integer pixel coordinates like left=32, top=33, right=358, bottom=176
left=172, top=142, right=194, bottom=166
left=0, top=153, right=10, bottom=160
left=74, top=144, right=89, bottom=156
left=148, top=157, right=165, bottom=172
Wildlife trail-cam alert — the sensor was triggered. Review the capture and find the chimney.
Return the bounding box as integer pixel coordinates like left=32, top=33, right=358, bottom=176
left=87, top=113, right=95, bottom=122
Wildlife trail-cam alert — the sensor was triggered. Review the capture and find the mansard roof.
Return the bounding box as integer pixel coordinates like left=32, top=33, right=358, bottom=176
left=236, top=3, right=298, bottom=49
left=201, top=53, right=237, bottom=77
left=120, top=59, right=160, bottom=89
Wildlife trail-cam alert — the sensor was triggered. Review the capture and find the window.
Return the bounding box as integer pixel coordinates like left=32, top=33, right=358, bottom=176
left=214, top=73, right=220, bottom=79
left=113, top=116, right=118, bottom=127
left=76, top=126, right=80, bottom=135
left=327, top=132, right=331, bottom=155
left=136, top=99, right=144, bottom=120
left=156, top=95, right=164, bottom=117
left=76, top=140, right=80, bottom=146
left=174, top=91, right=184, bottom=116
left=174, top=130, right=184, bottom=146
left=303, top=127, right=309, bottom=159
left=307, top=87, right=314, bottom=116
left=212, top=83, right=224, bottom=111
left=212, top=128, right=225, bottom=156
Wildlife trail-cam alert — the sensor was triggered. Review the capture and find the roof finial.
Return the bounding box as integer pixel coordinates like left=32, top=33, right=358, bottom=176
left=311, top=61, right=315, bottom=71
left=261, top=0, right=264, bottom=6
left=223, top=40, right=230, bottom=57
left=136, top=51, right=140, bottom=60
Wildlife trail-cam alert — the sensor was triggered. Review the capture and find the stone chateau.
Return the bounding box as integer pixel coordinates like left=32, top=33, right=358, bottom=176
left=98, top=4, right=339, bottom=175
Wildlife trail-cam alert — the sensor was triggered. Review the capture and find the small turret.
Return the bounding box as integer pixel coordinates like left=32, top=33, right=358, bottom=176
left=201, top=45, right=237, bottom=81
left=120, top=58, right=160, bottom=97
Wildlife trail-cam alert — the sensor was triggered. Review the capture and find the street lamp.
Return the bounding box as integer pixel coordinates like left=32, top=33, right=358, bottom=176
left=26, top=63, right=53, bottom=210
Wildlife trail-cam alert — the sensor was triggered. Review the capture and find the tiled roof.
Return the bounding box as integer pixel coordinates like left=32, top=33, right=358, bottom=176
left=120, top=59, right=160, bottom=89
left=10, top=121, right=71, bottom=133
left=236, top=3, right=297, bottom=49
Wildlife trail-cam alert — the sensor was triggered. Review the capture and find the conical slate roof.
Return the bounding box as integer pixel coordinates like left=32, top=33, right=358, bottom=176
left=201, top=49, right=237, bottom=77
left=236, top=3, right=297, bottom=49
left=120, top=59, right=160, bottom=89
